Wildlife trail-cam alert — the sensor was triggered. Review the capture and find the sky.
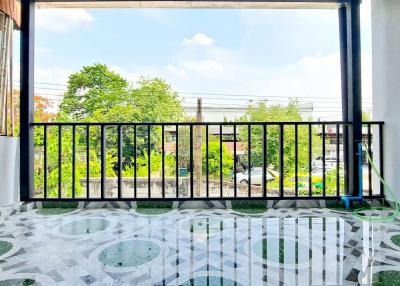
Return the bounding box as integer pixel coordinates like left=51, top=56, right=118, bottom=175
left=14, top=1, right=373, bottom=120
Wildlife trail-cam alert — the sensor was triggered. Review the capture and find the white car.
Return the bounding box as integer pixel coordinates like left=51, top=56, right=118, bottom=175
left=312, top=156, right=337, bottom=169
left=235, top=167, right=277, bottom=185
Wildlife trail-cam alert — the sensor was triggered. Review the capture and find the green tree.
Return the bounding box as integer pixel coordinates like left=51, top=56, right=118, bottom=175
left=202, top=141, right=234, bottom=179
left=238, top=101, right=321, bottom=174
left=58, top=64, right=185, bottom=167
left=60, top=64, right=129, bottom=120
left=35, top=64, right=187, bottom=196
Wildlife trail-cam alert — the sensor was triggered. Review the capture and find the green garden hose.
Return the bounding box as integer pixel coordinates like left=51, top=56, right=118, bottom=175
left=352, top=143, right=400, bottom=221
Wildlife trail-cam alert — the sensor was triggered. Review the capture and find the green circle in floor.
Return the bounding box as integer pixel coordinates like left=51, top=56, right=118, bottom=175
left=0, top=240, right=13, bottom=256
left=99, top=240, right=160, bottom=268
left=390, top=235, right=400, bottom=247
left=135, top=208, right=172, bottom=215
left=182, top=218, right=223, bottom=235
left=36, top=208, right=76, bottom=215
left=0, top=279, right=39, bottom=286
left=373, top=270, right=400, bottom=286
left=181, top=277, right=243, bottom=286
left=253, top=238, right=311, bottom=264
left=60, top=218, right=110, bottom=235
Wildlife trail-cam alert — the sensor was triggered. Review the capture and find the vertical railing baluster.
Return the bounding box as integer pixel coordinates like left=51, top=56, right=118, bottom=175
left=379, top=123, right=384, bottom=196
left=279, top=124, right=284, bottom=198
left=262, top=124, right=267, bottom=198
left=233, top=124, right=237, bottom=198
left=101, top=125, right=105, bottom=199
left=86, top=125, right=90, bottom=199
left=58, top=125, right=62, bottom=198
left=206, top=125, right=209, bottom=198
left=148, top=125, right=151, bottom=198
left=367, top=123, right=372, bottom=197
left=248, top=124, right=251, bottom=197
left=43, top=125, right=47, bottom=199
left=308, top=124, right=312, bottom=197
left=190, top=125, right=194, bottom=198
left=336, top=124, right=340, bottom=197
left=72, top=125, right=76, bottom=199
left=220, top=124, right=223, bottom=198
left=117, top=125, right=122, bottom=199
left=162, top=125, right=165, bottom=198
left=295, top=124, right=298, bottom=197
left=176, top=125, right=179, bottom=198
left=134, top=125, right=137, bottom=198
left=322, top=124, right=326, bottom=197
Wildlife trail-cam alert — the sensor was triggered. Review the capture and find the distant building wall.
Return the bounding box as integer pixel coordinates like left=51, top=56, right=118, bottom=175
left=371, top=0, right=400, bottom=200
left=185, top=103, right=313, bottom=122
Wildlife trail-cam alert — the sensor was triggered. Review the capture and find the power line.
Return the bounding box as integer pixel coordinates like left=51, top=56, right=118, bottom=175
left=15, top=80, right=373, bottom=102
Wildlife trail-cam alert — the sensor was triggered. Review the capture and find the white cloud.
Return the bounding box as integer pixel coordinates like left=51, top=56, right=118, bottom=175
left=182, top=33, right=214, bottom=47
left=36, top=9, right=93, bottom=32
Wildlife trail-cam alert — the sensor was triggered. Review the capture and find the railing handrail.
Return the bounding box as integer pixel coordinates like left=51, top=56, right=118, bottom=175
left=32, top=121, right=358, bottom=126
left=31, top=121, right=384, bottom=126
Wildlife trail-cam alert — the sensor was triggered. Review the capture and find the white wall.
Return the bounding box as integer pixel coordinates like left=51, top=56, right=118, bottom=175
left=0, top=137, right=19, bottom=206
left=371, top=0, right=400, bottom=200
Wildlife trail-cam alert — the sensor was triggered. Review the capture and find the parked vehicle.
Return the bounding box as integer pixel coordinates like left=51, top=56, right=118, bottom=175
left=234, top=167, right=277, bottom=185
left=312, top=156, right=337, bottom=169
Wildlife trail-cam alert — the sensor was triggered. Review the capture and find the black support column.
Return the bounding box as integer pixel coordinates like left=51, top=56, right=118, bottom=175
left=339, top=0, right=362, bottom=196
left=20, top=0, right=35, bottom=201
left=338, top=4, right=349, bottom=194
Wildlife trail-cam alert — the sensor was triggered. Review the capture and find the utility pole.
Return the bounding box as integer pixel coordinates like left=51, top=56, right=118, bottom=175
left=194, top=98, right=202, bottom=196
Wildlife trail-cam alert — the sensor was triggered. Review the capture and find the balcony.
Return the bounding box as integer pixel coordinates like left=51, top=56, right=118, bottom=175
left=1, top=0, right=399, bottom=285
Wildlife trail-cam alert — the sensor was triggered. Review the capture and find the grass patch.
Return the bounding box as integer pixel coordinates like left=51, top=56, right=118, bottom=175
left=136, top=201, right=173, bottom=209
left=231, top=200, right=267, bottom=214
left=135, top=201, right=173, bottom=215
left=325, top=200, right=371, bottom=212
left=36, top=208, right=76, bottom=215
left=41, top=201, right=79, bottom=209
left=233, top=208, right=267, bottom=214
left=135, top=208, right=172, bottom=215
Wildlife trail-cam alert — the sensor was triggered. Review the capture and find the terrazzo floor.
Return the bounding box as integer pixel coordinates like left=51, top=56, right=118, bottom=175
left=1, top=207, right=400, bottom=285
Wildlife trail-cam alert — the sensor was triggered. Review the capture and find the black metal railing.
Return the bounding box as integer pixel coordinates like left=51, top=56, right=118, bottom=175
left=30, top=121, right=384, bottom=201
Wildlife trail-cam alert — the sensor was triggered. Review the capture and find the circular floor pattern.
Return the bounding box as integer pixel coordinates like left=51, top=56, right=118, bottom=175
left=252, top=237, right=312, bottom=266
left=0, top=278, right=39, bottom=286
left=0, top=238, right=22, bottom=260
left=0, top=240, right=13, bottom=256
left=181, top=218, right=224, bottom=236
left=372, top=270, right=400, bottom=286
left=180, top=276, right=244, bottom=286
left=60, top=218, right=110, bottom=235
left=98, top=240, right=161, bottom=268
left=0, top=274, right=55, bottom=286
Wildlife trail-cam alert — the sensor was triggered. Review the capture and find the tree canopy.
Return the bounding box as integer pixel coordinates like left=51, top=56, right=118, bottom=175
left=238, top=101, right=321, bottom=174
left=59, top=63, right=184, bottom=123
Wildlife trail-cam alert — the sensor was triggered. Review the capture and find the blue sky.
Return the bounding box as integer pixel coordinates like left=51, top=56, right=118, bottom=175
left=16, top=2, right=373, bottom=120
